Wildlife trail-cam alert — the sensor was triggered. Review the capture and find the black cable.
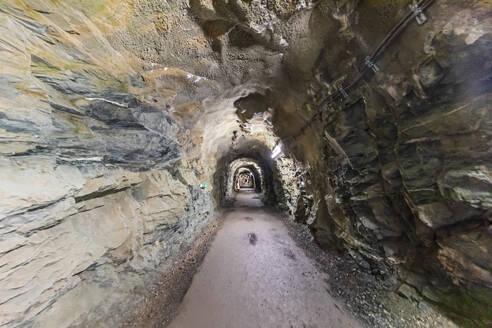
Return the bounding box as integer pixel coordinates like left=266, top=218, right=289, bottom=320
left=331, top=0, right=434, bottom=101
left=282, top=0, right=436, bottom=142
left=344, top=0, right=434, bottom=93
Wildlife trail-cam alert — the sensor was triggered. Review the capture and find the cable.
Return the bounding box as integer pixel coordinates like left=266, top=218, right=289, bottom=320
left=281, top=0, right=436, bottom=142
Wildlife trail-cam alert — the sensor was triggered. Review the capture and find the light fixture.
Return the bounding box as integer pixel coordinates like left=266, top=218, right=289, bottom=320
left=271, top=144, right=282, bottom=159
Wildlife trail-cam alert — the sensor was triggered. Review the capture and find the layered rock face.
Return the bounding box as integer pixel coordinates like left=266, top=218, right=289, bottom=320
left=0, top=0, right=491, bottom=327
left=0, top=1, right=217, bottom=326
left=0, top=0, right=301, bottom=326
left=0, top=161, right=212, bottom=327
left=269, top=1, right=492, bottom=326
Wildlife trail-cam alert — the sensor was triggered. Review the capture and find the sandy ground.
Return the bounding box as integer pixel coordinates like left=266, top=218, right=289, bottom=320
left=168, top=191, right=360, bottom=328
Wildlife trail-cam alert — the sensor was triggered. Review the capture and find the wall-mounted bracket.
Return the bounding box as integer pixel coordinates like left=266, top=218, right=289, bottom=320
left=271, top=144, right=282, bottom=159
left=364, top=56, right=380, bottom=73
left=409, top=3, right=427, bottom=25
left=336, top=84, right=348, bottom=99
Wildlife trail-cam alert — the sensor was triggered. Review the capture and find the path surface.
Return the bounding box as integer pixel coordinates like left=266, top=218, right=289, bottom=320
left=168, top=191, right=360, bottom=328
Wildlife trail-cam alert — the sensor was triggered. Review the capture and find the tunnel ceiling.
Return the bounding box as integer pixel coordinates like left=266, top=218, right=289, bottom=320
left=1, top=0, right=491, bottom=327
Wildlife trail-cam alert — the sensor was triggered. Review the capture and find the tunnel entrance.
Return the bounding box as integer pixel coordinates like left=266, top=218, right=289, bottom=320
left=235, top=167, right=255, bottom=190
left=226, top=158, right=265, bottom=203
left=213, top=139, right=282, bottom=208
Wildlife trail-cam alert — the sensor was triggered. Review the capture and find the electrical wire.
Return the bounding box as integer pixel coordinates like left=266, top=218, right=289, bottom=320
left=281, top=0, right=436, bottom=142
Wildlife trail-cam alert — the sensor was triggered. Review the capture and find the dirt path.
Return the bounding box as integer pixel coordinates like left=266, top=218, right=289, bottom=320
left=168, top=191, right=360, bottom=328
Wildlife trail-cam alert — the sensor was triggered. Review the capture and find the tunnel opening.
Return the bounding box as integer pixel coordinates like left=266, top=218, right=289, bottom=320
left=221, top=155, right=270, bottom=206
left=213, top=138, right=288, bottom=208
left=227, top=158, right=264, bottom=200
left=234, top=167, right=257, bottom=191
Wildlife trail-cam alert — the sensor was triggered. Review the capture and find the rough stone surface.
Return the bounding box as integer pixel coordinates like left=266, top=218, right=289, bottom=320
left=272, top=1, right=492, bottom=326
left=0, top=0, right=491, bottom=327
left=0, top=158, right=213, bottom=328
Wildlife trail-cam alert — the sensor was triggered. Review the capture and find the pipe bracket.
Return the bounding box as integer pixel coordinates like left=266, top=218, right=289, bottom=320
left=336, top=84, right=349, bottom=99
left=364, top=56, right=380, bottom=73
left=409, top=3, right=427, bottom=25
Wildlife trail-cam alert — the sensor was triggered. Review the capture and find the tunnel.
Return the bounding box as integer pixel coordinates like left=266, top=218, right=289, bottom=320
left=234, top=167, right=256, bottom=190
left=0, top=1, right=491, bottom=328
left=228, top=158, right=264, bottom=198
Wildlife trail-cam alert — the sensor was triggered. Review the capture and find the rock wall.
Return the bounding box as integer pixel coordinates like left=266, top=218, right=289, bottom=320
left=271, top=1, right=492, bottom=326
left=0, top=157, right=213, bottom=327
left=0, top=1, right=217, bottom=326
left=1, top=0, right=491, bottom=326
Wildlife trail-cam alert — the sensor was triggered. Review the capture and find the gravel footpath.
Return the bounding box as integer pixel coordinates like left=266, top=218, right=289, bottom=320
left=122, top=206, right=458, bottom=328
left=121, top=215, right=225, bottom=328
left=281, top=215, right=458, bottom=328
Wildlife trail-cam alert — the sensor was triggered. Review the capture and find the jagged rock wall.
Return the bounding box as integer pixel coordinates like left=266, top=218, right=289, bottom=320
left=0, top=157, right=213, bottom=327
left=0, top=1, right=218, bottom=327
left=270, top=1, right=492, bottom=326
left=1, top=0, right=491, bottom=327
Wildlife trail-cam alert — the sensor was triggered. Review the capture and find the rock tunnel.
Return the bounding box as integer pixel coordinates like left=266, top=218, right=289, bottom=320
left=235, top=168, right=256, bottom=190
left=0, top=0, right=491, bottom=327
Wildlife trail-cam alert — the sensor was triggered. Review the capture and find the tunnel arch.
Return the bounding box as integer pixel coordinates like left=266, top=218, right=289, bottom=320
left=212, top=137, right=303, bottom=213
left=213, top=138, right=279, bottom=207
left=227, top=158, right=264, bottom=200
left=234, top=167, right=257, bottom=190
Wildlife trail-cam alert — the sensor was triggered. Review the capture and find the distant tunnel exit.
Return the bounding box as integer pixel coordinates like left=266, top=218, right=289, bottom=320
left=235, top=168, right=255, bottom=190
